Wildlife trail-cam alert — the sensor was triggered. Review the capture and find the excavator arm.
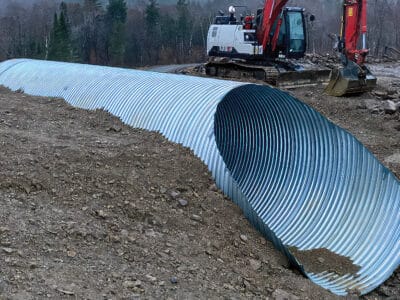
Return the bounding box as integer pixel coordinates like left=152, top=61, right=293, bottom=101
left=256, top=0, right=289, bottom=52
left=341, top=0, right=368, bottom=64
left=325, top=0, right=376, bottom=96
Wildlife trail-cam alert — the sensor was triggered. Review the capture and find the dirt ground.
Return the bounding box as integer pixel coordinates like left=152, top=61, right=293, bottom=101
left=0, top=62, right=399, bottom=299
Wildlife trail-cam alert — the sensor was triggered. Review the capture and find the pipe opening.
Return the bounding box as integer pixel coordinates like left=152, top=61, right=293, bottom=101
left=214, top=84, right=399, bottom=295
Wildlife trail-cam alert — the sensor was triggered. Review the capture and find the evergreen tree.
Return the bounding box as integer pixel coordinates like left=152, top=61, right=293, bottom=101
left=48, top=13, right=58, bottom=60
left=145, top=0, right=161, bottom=64
left=48, top=2, right=73, bottom=61
left=106, top=0, right=127, bottom=65
left=145, top=0, right=160, bottom=34
left=58, top=11, right=72, bottom=59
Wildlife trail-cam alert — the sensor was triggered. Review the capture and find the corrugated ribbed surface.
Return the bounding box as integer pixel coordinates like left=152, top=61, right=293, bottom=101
left=0, top=59, right=399, bottom=296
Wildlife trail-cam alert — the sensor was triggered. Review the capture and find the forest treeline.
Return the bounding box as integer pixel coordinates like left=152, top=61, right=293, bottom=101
left=0, top=0, right=399, bottom=67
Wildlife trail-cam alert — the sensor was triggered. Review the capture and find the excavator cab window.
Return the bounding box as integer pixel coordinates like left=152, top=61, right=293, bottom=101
left=270, top=17, right=287, bottom=47
left=255, top=9, right=263, bottom=29
left=244, top=32, right=256, bottom=42
left=214, top=16, right=230, bottom=24
left=266, top=8, right=306, bottom=59
left=286, top=11, right=306, bottom=56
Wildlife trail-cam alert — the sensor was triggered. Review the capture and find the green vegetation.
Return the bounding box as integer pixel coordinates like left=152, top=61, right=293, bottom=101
left=48, top=3, right=73, bottom=61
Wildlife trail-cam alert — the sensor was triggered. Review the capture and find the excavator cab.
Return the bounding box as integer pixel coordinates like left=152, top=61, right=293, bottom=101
left=256, top=7, right=306, bottom=59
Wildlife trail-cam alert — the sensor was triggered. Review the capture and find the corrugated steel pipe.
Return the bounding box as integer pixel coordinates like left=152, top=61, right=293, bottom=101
left=0, top=59, right=399, bottom=296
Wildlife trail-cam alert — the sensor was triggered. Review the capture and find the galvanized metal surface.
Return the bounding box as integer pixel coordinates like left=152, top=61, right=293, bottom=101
left=0, top=59, right=399, bottom=296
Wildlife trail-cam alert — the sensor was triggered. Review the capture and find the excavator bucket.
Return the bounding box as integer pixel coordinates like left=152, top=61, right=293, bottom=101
left=325, top=60, right=377, bottom=96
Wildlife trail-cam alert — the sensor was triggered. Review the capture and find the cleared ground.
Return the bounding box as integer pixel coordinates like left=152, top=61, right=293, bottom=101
left=0, top=63, right=399, bottom=299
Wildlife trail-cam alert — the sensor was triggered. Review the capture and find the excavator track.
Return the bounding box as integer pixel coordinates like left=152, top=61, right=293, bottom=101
left=205, top=60, right=332, bottom=89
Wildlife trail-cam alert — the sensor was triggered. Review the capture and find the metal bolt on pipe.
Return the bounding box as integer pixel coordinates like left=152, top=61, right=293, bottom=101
left=0, top=59, right=398, bottom=296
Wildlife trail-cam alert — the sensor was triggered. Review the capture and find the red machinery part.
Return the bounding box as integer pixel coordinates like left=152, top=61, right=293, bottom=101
left=344, top=0, right=368, bottom=64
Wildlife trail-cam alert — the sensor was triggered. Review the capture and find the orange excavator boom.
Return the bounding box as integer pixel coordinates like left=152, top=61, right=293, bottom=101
left=325, top=0, right=376, bottom=96
left=256, top=0, right=289, bottom=52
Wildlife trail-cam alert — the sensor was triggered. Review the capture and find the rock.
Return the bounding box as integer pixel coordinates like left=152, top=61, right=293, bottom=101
left=144, top=228, right=157, bottom=238
left=2, top=247, right=13, bottom=254
left=190, top=214, right=202, bottom=222
left=170, top=276, right=178, bottom=284
left=384, top=100, right=398, bottom=114
left=120, top=229, right=129, bottom=237
left=96, top=209, right=108, bottom=218
left=223, top=283, right=234, bottom=290
left=384, top=153, right=400, bottom=164
left=123, top=280, right=142, bottom=289
left=272, top=289, right=300, bottom=300
left=387, top=94, right=399, bottom=100
left=129, top=169, right=139, bottom=180
left=0, top=227, right=9, bottom=234
left=57, top=289, right=74, bottom=296
left=373, top=90, right=389, bottom=99
left=169, top=191, right=180, bottom=199
left=249, top=258, right=262, bottom=271
left=1, top=240, right=11, bottom=247
left=205, top=248, right=213, bottom=256
left=177, top=199, right=188, bottom=207
left=240, top=234, right=248, bottom=242
left=133, top=280, right=142, bottom=287
left=364, top=99, right=382, bottom=113
left=209, top=184, right=218, bottom=192
left=123, top=280, right=136, bottom=289
left=107, top=125, right=122, bottom=132
left=387, top=88, right=397, bottom=96
left=67, top=250, right=77, bottom=258
left=177, top=265, right=187, bottom=272
left=243, top=280, right=251, bottom=290
left=145, top=274, right=157, bottom=282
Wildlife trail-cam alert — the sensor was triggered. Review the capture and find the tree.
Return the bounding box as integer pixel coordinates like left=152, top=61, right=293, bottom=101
left=48, top=2, right=72, bottom=61
left=159, top=13, right=177, bottom=63
left=145, top=0, right=161, bottom=64
left=124, top=8, right=145, bottom=66
left=106, top=0, right=127, bottom=65
left=48, top=13, right=59, bottom=60
left=79, top=0, right=104, bottom=64
left=176, top=0, right=192, bottom=62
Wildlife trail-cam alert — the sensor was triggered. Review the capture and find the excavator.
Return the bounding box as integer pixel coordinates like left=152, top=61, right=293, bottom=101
left=205, top=0, right=376, bottom=96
